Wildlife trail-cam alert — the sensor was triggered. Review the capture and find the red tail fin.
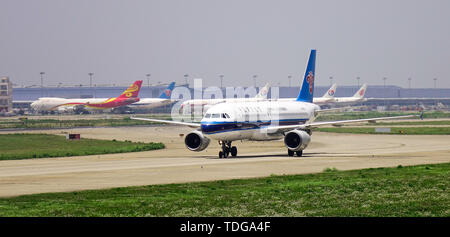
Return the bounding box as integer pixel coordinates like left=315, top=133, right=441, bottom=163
left=118, top=80, right=143, bottom=99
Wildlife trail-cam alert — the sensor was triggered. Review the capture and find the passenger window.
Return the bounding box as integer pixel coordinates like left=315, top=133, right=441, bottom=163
left=212, top=114, right=220, bottom=118
left=205, top=113, right=211, bottom=118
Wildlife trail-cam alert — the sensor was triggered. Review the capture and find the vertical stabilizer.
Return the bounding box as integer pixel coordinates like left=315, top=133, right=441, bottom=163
left=296, top=49, right=316, bottom=102
left=158, top=82, right=176, bottom=99
left=352, top=83, right=367, bottom=98
left=322, top=83, right=337, bottom=98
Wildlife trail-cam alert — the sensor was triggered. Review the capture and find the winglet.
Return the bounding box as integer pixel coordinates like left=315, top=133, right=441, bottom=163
left=296, top=49, right=316, bottom=102
left=158, top=82, right=176, bottom=99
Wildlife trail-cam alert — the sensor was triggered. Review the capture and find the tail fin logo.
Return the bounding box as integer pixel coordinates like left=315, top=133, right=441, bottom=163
left=123, top=84, right=139, bottom=98
left=260, top=88, right=268, bottom=96
left=307, top=71, right=314, bottom=93
left=328, top=89, right=335, bottom=96
left=164, top=89, right=172, bottom=97
left=359, top=89, right=365, bottom=96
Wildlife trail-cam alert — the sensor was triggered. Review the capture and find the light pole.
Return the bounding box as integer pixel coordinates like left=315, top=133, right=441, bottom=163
left=356, top=76, right=360, bottom=94
left=433, top=78, right=437, bottom=89
left=88, top=73, right=94, bottom=88
left=184, top=74, right=189, bottom=87
left=146, top=74, right=151, bottom=88
left=40, top=72, right=45, bottom=97
left=253, top=75, right=257, bottom=87
left=408, top=77, right=411, bottom=89
left=219, top=75, right=224, bottom=89
left=383, top=77, right=387, bottom=107
left=288, top=75, right=292, bottom=87
left=329, top=76, right=333, bottom=87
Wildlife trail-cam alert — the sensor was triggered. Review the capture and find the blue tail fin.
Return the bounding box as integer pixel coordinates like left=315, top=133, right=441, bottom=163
left=296, top=49, right=316, bottom=102
left=158, top=82, right=176, bottom=99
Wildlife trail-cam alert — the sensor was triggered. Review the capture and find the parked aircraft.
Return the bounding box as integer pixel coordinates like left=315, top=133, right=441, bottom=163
left=31, top=80, right=143, bottom=112
left=179, top=83, right=270, bottom=114
left=276, top=83, right=337, bottom=105
left=128, top=82, right=176, bottom=110
left=332, top=83, right=367, bottom=105
left=131, top=50, right=419, bottom=158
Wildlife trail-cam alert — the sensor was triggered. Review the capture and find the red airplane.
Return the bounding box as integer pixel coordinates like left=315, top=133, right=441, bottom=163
left=84, top=80, right=143, bottom=109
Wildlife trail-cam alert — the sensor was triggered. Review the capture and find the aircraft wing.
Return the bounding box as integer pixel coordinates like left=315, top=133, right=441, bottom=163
left=266, top=114, right=421, bottom=133
left=316, top=106, right=366, bottom=113
left=130, top=116, right=201, bottom=128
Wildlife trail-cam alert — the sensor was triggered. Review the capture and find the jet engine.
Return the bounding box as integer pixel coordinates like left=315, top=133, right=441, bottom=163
left=284, top=130, right=311, bottom=151
left=184, top=130, right=210, bottom=151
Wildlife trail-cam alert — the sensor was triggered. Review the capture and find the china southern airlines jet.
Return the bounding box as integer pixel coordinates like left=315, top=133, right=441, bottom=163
left=128, top=82, right=176, bottom=109
left=132, top=50, right=419, bottom=158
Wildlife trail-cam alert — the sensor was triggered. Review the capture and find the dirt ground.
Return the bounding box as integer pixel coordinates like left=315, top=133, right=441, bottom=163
left=0, top=125, right=449, bottom=197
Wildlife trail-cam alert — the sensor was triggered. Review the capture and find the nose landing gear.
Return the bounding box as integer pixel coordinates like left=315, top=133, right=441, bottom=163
left=218, top=141, right=237, bottom=158
left=288, top=149, right=303, bottom=157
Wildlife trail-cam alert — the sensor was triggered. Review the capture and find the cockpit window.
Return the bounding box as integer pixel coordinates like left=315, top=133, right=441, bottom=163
left=205, top=113, right=211, bottom=118
left=223, top=113, right=230, bottom=119
left=222, top=113, right=227, bottom=119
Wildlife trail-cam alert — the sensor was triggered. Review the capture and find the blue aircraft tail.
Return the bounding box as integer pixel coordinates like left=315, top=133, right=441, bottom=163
left=158, top=82, right=176, bottom=99
left=296, top=49, right=316, bottom=102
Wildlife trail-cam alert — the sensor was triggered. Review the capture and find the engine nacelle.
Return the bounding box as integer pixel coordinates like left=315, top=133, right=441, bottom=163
left=284, top=130, right=311, bottom=151
left=184, top=130, right=211, bottom=152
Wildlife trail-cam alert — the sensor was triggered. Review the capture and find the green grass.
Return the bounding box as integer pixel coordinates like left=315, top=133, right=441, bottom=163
left=0, top=134, right=165, bottom=160
left=316, top=127, right=450, bottom=135
left=0, top=163, right=448, bottom=217
left=368, top=120, right=450, bottom=126
left=315, top=111, right=450, bottom=122
left=0, top=116, right=172, bottom=129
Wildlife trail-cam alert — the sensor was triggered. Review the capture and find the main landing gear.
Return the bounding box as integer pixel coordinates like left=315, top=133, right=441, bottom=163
left=288, top=149, right=303, bottom=157
left=218, top=141, right=237, bottom=158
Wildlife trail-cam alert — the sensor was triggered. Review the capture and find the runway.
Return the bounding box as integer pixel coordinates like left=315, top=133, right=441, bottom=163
left=0, top=126, right=449, bottom=197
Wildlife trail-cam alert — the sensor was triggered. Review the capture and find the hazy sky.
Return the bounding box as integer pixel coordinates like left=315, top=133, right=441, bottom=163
left=1, top=0, right=449, bottom=88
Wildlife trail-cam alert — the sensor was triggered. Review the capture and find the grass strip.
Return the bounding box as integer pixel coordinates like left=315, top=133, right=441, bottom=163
left=0, top=163, right=448, bottom=217
left=316, top=127, right=450, bottom=135
left=0, top=133, right=164, bottom=160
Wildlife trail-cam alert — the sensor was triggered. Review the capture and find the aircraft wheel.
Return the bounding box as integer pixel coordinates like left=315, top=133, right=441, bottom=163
left=219, top=151, right=223, bottom=158
left=223, top=151, right=229, bottom=158
left=288, top=149, right=294, bottom=157
left=231, top=146, right=237, bottom=157
left=296, top=150, right=303, bottom=157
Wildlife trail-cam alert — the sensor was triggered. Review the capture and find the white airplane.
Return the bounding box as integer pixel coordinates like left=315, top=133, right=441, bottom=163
left=31, top=82, right=175, bottom=113
left=180, top=83, right=270, bottom=114
left=127, top=82, right=176, bottom=110
left=276, top=83, right=337, bottom=105
left=332, top=83, right=367, bottom=105
left=131, top=49, right=419, bottom=158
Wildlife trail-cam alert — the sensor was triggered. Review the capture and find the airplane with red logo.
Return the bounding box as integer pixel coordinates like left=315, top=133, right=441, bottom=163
left=31, top=80, right=143, bottom=112
left=332, top=83, right=367, bottom=105
left=128, top=82, right=176, bottom=109
left=276, top=83, right=337, bottom=104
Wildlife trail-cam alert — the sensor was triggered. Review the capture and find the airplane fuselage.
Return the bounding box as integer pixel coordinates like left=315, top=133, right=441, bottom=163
left=200, top=101, right=320, bottom=141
